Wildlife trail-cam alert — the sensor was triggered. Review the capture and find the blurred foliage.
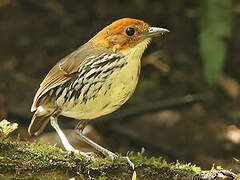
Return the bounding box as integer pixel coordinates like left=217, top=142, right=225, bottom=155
left=199, top=0, right=232, bottom=84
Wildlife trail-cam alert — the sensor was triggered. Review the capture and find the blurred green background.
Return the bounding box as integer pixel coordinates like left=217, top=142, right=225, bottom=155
left=0, top=0, right=240, bottom=172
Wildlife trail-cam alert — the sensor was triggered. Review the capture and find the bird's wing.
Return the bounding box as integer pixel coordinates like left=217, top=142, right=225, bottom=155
left=31, top=43, right=104, bottom=112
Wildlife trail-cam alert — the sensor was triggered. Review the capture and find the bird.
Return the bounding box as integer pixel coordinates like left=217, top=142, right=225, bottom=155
left=28, top=18, right=169, bottom=165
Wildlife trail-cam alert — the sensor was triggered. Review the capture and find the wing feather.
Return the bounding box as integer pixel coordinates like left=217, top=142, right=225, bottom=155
left=31, top=42, right=107, bottom=112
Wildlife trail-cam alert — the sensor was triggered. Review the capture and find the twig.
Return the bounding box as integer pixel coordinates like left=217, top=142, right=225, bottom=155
left=92, top=94, right=207, bottom=126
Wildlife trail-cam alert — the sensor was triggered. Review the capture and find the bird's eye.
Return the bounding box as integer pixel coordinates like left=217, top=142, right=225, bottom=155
left=125, top=27, right=135, bottom=36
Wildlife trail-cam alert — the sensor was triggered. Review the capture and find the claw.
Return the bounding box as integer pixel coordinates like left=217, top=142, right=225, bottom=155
left=80, top=152, right=95, bottom=159
left=105, top=151, right=134, bottom=170
left=123, top=156, right=135, bottom=170
left=104, top=150, right=118, bottom=160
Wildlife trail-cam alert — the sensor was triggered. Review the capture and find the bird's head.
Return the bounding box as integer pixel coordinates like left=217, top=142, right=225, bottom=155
left=90, top=18, right=169, bottom=54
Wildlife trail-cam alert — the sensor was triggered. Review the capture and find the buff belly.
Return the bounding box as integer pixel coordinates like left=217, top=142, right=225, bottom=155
left=59, top=55, right=140, bottom=120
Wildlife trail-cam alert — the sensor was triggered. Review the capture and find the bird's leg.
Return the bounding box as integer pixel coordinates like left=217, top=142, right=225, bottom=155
left=75, top=119, right=117, bottom=158
left=75, top=122, right=135, bottom=170
left=50, top=116, right=77, bottom=152
left=76, top=129, right=118, bottom=159
left=50, top=117, right=92, bottom=158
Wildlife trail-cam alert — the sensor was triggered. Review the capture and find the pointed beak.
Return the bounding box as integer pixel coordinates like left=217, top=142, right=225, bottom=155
left=143, top=27, right=169, bottom=38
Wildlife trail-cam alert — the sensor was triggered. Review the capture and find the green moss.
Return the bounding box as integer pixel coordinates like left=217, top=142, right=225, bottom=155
left=0, top=137, right=203, bottom=179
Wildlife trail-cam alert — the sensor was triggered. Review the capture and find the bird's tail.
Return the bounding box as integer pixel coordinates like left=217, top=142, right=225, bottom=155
left=28, top=107, right=54, bottom=136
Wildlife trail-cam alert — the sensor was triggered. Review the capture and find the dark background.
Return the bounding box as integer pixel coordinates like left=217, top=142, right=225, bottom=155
left=0, top=0, right=240, bottom=172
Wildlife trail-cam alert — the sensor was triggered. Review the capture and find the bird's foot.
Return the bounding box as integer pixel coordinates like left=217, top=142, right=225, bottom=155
left=122, top=156, right=135, bottom=170
left=69, top=148, right=135, bottom=170
left=103, top=150, right=134, bottom=170
left=103, top=149, right=118, bottom=160
left=79, top=151, right=96, bottom=159
left=70, top=149, right=96, bottom=160
left=67, top=147, right=79, bottom=153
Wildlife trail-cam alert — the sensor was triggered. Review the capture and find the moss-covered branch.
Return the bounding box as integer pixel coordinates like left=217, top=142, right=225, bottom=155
left=0, top=135, right=238, bottom=180
left=0, top=120, right=237, bottom=179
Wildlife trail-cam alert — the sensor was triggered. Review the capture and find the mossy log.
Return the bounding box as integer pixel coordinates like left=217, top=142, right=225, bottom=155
left=0, top=136, right=238, bottom=180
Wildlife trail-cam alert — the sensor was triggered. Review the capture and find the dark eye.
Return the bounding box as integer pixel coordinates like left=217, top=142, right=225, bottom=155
left=125, top=27, right=135, bottom=36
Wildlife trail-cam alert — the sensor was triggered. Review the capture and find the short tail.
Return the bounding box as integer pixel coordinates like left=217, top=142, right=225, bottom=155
left=28, top=107, right=54, bottom=136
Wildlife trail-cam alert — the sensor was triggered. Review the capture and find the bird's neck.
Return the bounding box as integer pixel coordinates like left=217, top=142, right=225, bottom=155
left=120, top=38, right=151, bottom=61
